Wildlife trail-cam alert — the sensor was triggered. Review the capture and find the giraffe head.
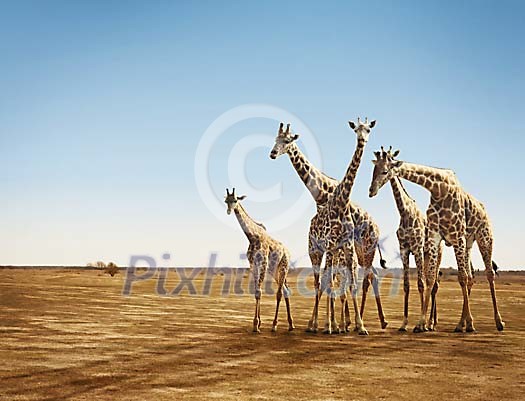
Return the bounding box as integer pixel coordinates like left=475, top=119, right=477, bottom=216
left=224, top=188, right=246, bottom=215
left=369, top=146, right=403, bottom=197
left=269, top=122, right=299, bottom=159
left=348, top=117, right=376, bottom=141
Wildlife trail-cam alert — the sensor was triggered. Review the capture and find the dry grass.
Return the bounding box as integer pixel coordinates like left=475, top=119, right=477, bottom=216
left=0, top=268, right=524, bottom=400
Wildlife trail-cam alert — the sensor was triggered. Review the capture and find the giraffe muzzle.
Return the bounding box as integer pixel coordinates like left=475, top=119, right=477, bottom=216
left=269, top=152, right=277, bottom=159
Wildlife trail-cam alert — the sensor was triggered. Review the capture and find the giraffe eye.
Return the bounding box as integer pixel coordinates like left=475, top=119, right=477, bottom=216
left=381, top=170, right=388, bottom=175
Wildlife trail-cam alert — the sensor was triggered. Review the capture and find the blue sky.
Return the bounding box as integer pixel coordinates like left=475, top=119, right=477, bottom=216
left=1, top=1, right=524, bottom=268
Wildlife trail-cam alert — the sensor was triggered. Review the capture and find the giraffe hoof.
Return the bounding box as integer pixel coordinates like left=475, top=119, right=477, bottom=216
left=398, top=327, right=408, bottom=332
left=381, top=321, right=388, bottom=330
left=413, top=325, right=425, bottom=333
left=271, top=326, right=277, bottom=333
left=305, top=327, right=317, bottom=333
left=466, top=324, right=476, bottom=333
left=253, top=328, right=261, bottom=334
left=288, top=325, right=295, bottom=331
left=358, top=328, right=369, bottom=336
left=453, top=326, right=464, bottom=333
left=496, top=321, right=505, bottom=331
left=332, top=327, right=341, bottom=334
left=322, top=328, right=332, bottom=335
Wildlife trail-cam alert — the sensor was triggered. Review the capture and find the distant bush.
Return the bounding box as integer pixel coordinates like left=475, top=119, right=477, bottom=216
left=86, top=261, right=118, bottom=276
left=104, top=262, right=119, bottom=277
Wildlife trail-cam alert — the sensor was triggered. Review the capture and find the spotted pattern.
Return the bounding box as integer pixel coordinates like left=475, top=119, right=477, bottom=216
left=225, top=194, right=294, bottom=333
left=369, top=157, right=505, bottom=332
left=270, top=121, right=386, bottom=333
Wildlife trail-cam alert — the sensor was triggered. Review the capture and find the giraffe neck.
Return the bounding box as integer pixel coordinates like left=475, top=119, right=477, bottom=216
left=389, top=177, right=414, bottom=215
left=333, top=137, right=367, bottom=203
left=286, top=142, right=335, bottom=205
left=234, top=203, right=265, bottom=241
left=397, top=162, right=456, bottom=199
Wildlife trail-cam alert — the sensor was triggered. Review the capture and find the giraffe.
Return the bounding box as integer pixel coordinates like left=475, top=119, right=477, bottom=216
left=269, top=122, right=388, bottom=333
left=224, top=188, right=295, bottom=333
left=371, top=147, right=441, bottom=331
left=305, top=117, right=378, bottom=335
left=368, top=151, right=505, bottom=332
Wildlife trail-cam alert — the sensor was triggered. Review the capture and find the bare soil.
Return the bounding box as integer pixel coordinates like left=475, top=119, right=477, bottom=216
left=1, top=268, right=524, bottom=400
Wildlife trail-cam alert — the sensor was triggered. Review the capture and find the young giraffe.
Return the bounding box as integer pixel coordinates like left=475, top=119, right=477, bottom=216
left=269, top=122, right=387, bottom=333
left=372, top=147, right=441, bottom=331
left=306, top=118, right=378, bottom=335
left=225, top=188, right=294, bottom=333
left=368, top=151, right=505, bottom=332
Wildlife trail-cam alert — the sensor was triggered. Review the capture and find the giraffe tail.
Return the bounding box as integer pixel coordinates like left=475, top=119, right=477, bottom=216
left=377, top=243, right=387, bottom=269
left=492, top=260, right=499, bottom=277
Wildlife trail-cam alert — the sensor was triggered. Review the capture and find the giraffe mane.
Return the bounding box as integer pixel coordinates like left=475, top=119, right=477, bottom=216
left=238, top=203, right=267, bottom=231
left=255, top=222, right=267, bottom=231
left=396, top=177, right=416, bottom=203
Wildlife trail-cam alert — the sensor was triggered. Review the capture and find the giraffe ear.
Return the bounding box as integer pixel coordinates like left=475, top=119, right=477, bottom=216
left=292, top=134, right=299, bottom=141
left=393, top=150, right=400, bottom=158
left=369, top=120, right=376, bottom=128
left=372, top=159, right=378, bottom=165
left=393, top=160, right=403, bottom=168
left=348, top=121, right=356, bottom=130
left=237, top=195, right=247, bottom=201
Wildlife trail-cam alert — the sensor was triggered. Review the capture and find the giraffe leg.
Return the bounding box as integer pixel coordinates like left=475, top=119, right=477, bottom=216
left=456, top=241, right=474, bottom=330
left=345, top=244, right=368, bottom=335
left=413, top=249, right=426, bottom=333
left=252, top=252, right=267, bottom=333
left=329, top=277, right=339, bottom=334
left=338, top=251, right=352, bottom=332
left=336, top=261, right=349, bottom=333
left=344, top=297, right=351, bottom=332
left=477, top=234, right=505, bottom=331
left=415, top=231, right=441, bottom=333
left=323, top=252, right=336, bottom=334
left=429, top=277, right=439, bottom=330
left=275, top=255, right=294, bottom=332
left=251, top=265, right=261, bottom=333
left=427, top=244, right=443, bottom=331
left=399, top=248, right=410, bottom=332
left=359, top=270, right=371, bottom=320
left=453, top=238, right=475, bottom=333
left=307, top=252, right=322, bottom=333
left=370, top=268, right=388, bottom=329
left=331, top=259, right=346, bottom=334
left=272, top=285, right=283, bottom=332
left=339, top=293, right=347, bottom=333
left=466, top=241, right=474, bottom=297
left=253, top=299, right=261, bottom=333
left=324, top=295, right=333, bottom=334
left=283, top=283, right=294, bottom=331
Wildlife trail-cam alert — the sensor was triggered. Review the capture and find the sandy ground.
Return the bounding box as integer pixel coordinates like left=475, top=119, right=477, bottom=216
left=1, top=267, right=524, bottom=401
